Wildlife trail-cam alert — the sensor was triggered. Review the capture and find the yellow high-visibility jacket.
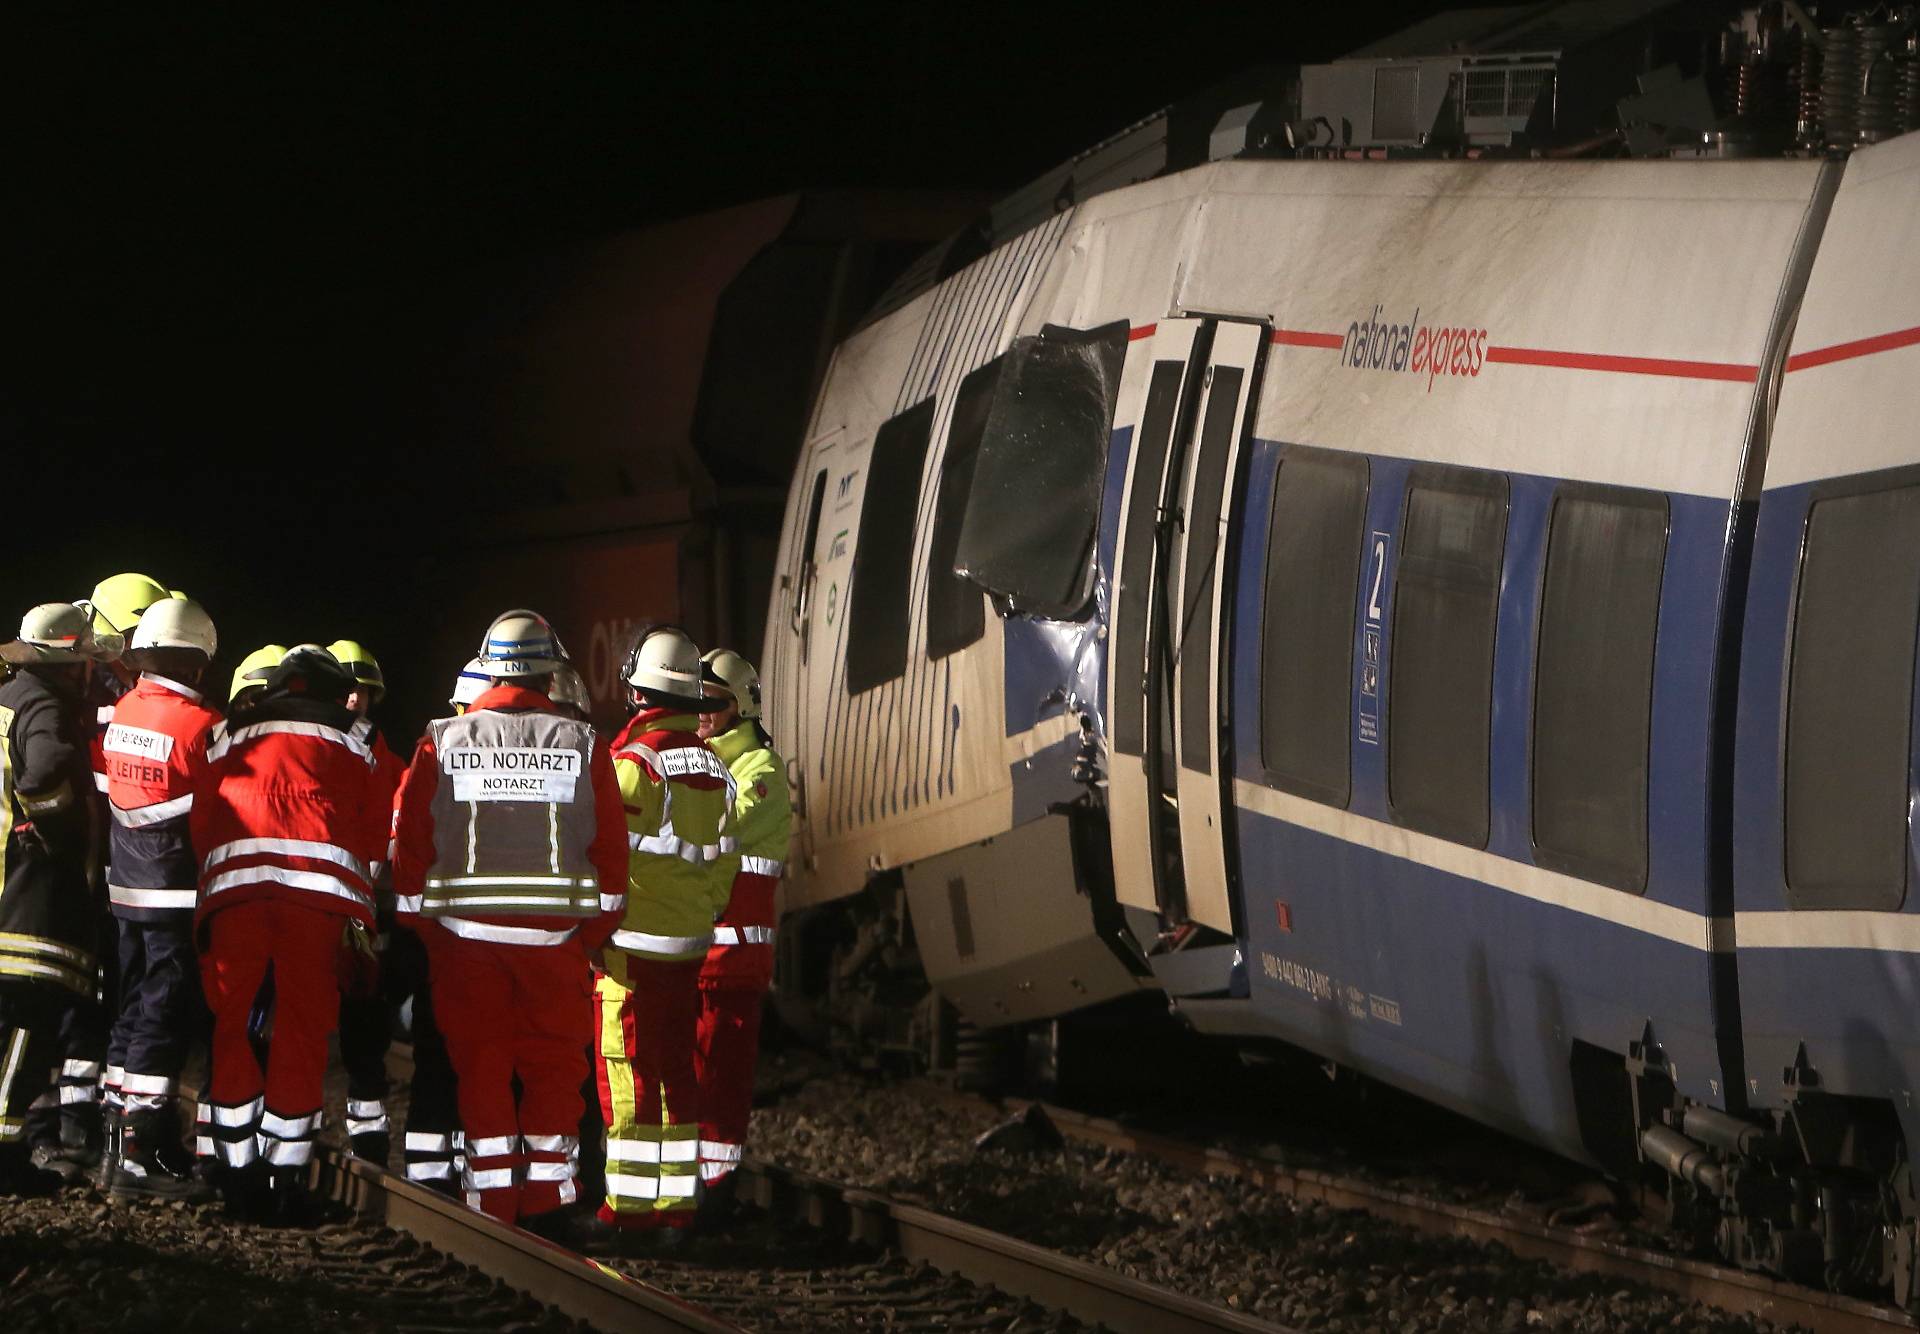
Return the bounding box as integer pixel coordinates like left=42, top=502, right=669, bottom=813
left=608, top=709, right=733, bottom=961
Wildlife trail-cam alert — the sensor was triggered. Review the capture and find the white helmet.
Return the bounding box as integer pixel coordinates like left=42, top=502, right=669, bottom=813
left=699, top=648, right=761, bottom=720
left=476, top=608, right=563, bottom=679
left=449, top=657, right=491, bottom=710
left=621, top=625, right=715, bottom=710
left=550, top=661, right=591, bottom=717
left=130, top=596, right=217, bottom=659
left=0, top=603, right=121, bottom=665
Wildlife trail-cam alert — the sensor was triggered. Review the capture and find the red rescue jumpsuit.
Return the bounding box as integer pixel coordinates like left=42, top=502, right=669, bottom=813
left=191, top=699, right=387, bottom=1170
left=392, top=684, right=626, bottom=1225
left=695, top=719, right=790, bottom=1191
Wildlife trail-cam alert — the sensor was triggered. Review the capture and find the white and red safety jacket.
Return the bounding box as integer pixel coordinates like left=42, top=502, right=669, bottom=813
left=104, top=673, right=223, bottom=919
left=391, top=684, right=627, bottom=954
left=189, top=695, right=389, bottom=930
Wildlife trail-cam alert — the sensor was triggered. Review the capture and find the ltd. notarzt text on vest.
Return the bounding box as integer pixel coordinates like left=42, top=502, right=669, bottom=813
left=422, top=710, right=601, bottom=919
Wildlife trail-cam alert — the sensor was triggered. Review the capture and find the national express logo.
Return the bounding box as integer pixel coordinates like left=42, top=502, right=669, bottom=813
left=1341, top=305, right=1489, bottom=392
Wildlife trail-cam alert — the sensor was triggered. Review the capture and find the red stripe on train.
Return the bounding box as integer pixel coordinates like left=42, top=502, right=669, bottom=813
left=1270, top=328, right=1345, bottom=349
left=1484, top=345, right=1757, bottom=382
left=1785, top=323, right=1920, bottom=372
left=1136, top=321, right=1822, bottom=383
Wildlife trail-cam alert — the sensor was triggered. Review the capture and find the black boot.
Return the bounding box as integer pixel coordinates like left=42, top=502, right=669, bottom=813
left=694, top=1171, right=738, bottom=1229
left=263, top=1165, right=319, bottom=1228
left=0, top=1143, right=68, bottom=1197
left=27, top=1140, right=83, bottom=1186
left=348, top=1130, right=390, bottom=1168
left=217, top=1160, right=271, bottom=1220
left=56, top=1102, right=103, bottom=1170
left=94, top=1102, right=122, bottom=1188
left=110, top=1107, right=214, bottom=1202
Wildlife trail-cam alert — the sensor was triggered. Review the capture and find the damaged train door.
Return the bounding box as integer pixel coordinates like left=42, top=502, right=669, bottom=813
left=774, top=428, right=842, bottom=882
left=1106, top=316, right=1268, bottom=936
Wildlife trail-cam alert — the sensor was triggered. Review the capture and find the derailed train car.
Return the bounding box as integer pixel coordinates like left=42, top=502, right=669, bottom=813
left=759, top=42, right=1920, bottom=1309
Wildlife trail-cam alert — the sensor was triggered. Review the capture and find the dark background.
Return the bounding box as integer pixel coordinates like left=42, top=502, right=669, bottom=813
left=5, top=2, right=1448, bottom=717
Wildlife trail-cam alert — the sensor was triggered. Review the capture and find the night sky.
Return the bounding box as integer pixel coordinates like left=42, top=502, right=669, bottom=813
left=7, top=2, right=1447, bottom=694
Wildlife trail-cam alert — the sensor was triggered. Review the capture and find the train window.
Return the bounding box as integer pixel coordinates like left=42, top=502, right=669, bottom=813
left=1784, top=482, right=1920, bottom=911
left=844, top=399, right=936, bottom=695
left=1260, top=448, right=1369, bottom=806
left=1530, top=485, right=1669, bottom=892
left=924, top=358, right=1001, bottom=660
left=953, top=321, right=1128, bottom=619
left=1387, top=466, right=1509, bottom=848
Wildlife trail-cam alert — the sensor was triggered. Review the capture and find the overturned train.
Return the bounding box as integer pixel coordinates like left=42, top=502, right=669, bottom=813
left=755, top=82, right=1920, bottom=1306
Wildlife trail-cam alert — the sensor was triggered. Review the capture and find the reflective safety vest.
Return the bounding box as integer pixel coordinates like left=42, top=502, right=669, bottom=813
left=416, top=707, right=604, bottom=921
left=192, top=703, right=388, bottom=928
left=702, top=721, right=790, bottom=987
left=708, top=722, right=790, bottom=883
left=610, top=711, right=734, bottom=961
left=103, top=673, right=221, bottom=919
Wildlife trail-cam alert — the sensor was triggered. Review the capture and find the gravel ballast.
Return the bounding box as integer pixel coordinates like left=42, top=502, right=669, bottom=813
left=749, top=1071, right=1809, bottom=1334
left=0, top=1189, right=579, bottom=1334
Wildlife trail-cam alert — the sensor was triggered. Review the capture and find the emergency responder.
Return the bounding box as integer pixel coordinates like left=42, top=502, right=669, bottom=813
left=449, top=658, right=489, bottom=713
left=0, top=604, right=117, bottom=1193
left=583, top=625, right=733, bottom=1244
left=550, top=661, right=591, bottom=723
left=227, top=645, right=288, bottom=717
left=194, top=645, right=388, bottom=1222
left=102, top=598, right=223, bottom=1202
left=35, top=573, right=172, bottom=1182
left=83, top=573, right=173, bottom=702
left=328, top=640, right=408, bottom=1166
left=189, top=642, right=286, bottom=1172
left=692, top=649, right=790, bottom=1218
left=391, top=611, right=626, bottom=1229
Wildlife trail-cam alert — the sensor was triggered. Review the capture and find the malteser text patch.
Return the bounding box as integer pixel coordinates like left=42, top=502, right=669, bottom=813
left=445, top=747, right=580, bottom=802
left=104, top=725, right=174, bottom=762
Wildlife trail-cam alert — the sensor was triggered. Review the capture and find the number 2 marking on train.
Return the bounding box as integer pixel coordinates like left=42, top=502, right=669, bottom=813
left=1367, top=537, right=1388, bottom=621
left=1358, top=532, right=1390, bottom=746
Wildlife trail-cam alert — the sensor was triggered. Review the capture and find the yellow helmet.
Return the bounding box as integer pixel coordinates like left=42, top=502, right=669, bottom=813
left=230, top=643, right=288, bottom=704
left=326, top=639, right=385, bottom=702
left=86, top=572, right=171, bottom=637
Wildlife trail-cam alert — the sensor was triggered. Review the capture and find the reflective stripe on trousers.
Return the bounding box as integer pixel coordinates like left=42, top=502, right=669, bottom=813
left=596, top=960, right=701, bottom=1220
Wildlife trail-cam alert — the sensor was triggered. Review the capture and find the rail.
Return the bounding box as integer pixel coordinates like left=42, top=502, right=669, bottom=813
left=733, top=1156, right=1299, bottom=1334
left=306, top=1147, right=745, bottom=1333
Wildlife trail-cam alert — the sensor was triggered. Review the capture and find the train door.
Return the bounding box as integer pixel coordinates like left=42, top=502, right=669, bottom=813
left=1106, top=316, right=1267, bottom=933
left=778, top=431, right=839, bottom=871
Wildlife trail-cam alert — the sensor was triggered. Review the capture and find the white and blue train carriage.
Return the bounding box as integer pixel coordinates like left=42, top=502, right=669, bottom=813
left=760, top=129, right=1920, bottom=1295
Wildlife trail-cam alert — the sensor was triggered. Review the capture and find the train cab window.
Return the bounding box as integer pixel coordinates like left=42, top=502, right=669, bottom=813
left=1784, top=482, right=1920, bottom=911
left=845, top=399, right=936, bottom=694
left=925, top=357, right=1002, bottom=660
left=1530, top=485, right=1669, bottom=892
left=1388, top=466, right=1509, bottom=848
left=953, top=321, right=1128, bottom=619
left=1259, top=447, right=1369, bottom=805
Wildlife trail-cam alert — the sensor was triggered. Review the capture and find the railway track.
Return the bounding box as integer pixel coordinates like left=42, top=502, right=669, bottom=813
left=725, top=1157, right=1295, bottom=1334
left=951, top=1088, right=1918, bottom=1334
left=315, top=1059, right=1258, bottom=1331
left=304, top=1147, right=742, bottom=1332
left=307, top=1142, right=1289, bottom=1331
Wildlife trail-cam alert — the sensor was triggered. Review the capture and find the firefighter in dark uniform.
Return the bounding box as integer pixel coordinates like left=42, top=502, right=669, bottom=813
left=0, top=604, right=116, bottom=1192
